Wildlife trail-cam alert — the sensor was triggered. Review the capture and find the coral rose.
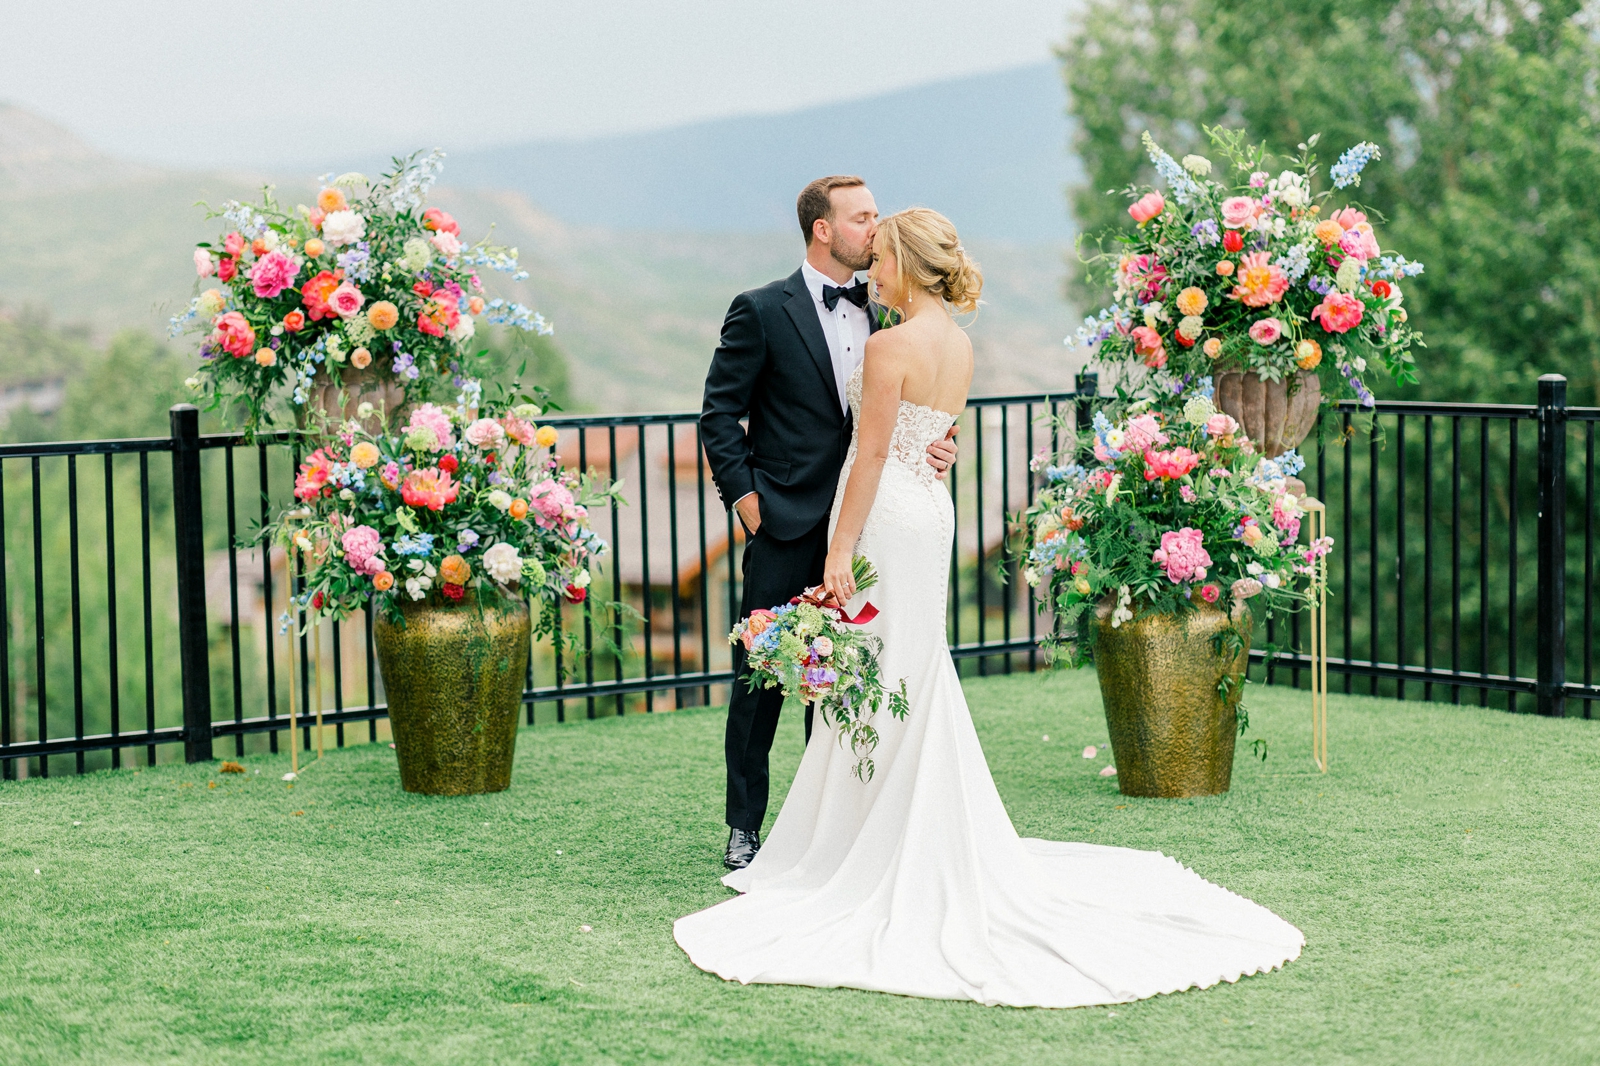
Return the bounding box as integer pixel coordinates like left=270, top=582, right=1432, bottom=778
left=254, top=348, right=276, bottom=367
left=1295, top=338, right=1323, bottom=369
left=1176, top=287, right=1208, bottom=317
left=468, top=295, right=485, bottom=315
left=1130, top=325, right=1165, bottom=363
left=1220, top=197, right=1258, bottom=229
left=211, top=311, right=256, bottom=359
left=223, top=232, right=245, bottom=257
left=366, top=301, right=399, bottom=331
left=301, top=270, right=342, bottom=321
left=218, top=257, right=237, bottom=282
left=1128, top=191, right=1165, bottom=224
left=294, top=449, right=335, bottom=500
left=439, top=554, right=472, bottom=586
left=509, top=499, right=529, bottom=520
left=372, top=571, right=394, bottom=591
left=282, top=309, right=306, bottom=332
left=1231, top=252, right=1290, bottom=307
left=1312, top=292, right=1365, bottom=333
left=350, top=346, right=372, bottom=369
left=1215, top=260, right=1235, bottom=277
left=741, top=608, right=778, bottom=649
left=1199, top=583, right=1221, bottom=604
left=1144, top=447, right=1201, bottom=480
left=1330, top=207, right=1368, bottom=230
left=416, top=312, right=445, bottom=338
left=1248, top=317, right=1283, bottom=345
left=400, top=468, right=459, bottom=511
left=1203, top=337, right=1223, bottom=358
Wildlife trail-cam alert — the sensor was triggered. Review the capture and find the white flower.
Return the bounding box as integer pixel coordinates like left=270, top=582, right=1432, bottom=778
left=1142, top=302, right=1169, bottom=327
left=1247, top=561, right=1265, bottom=576
left=1352, top=356, right=1368, bottom=373
left=405, top=577, right=428, bottom=600
left=184, top=376, right=202, bottom=390
left=483, top=542, right=522, bottom=584
left=1336, top=257, right=1363, bottom=293
left=449, top=316, right=475, bottom=343
left=1261, top=572, right=1282, bottom=589
left=573, top=568, right=591, bottom=588
left=400, top=237, right=431, bottom=271
left=487, top=489, right=513, bottom=512
left=321, top=210, right=366, bottom=247
left=1023, top=566, right=1039, bottom=587
left=1181, top=154, right=1212, bottom=176
left=512, top=402, right=542, bottom=419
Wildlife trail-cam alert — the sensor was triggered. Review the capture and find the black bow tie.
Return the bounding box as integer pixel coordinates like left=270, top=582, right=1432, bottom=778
left=822, top=280, right=870, bottom=311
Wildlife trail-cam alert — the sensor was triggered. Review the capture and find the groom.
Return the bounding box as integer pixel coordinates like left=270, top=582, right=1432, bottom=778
left=701, top=175, right=958, bottom=870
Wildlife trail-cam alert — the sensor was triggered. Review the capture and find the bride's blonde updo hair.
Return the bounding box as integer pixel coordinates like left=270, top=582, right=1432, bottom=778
left=873, top=208, right=983, bottom=314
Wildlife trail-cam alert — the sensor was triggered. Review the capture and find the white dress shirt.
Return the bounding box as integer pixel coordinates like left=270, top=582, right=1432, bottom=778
left=800, top=260, right=871, bottom=414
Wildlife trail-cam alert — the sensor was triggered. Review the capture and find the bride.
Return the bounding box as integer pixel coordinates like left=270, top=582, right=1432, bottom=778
left=674, top=208, right=1304, bottom=1008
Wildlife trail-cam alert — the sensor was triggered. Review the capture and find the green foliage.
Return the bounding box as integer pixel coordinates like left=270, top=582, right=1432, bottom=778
left=1061, top=0, right=1600, bottom=401
left=475, top=325, right=573, bottom=411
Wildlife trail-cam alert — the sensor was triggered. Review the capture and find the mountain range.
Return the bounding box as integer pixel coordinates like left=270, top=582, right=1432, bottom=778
left=0, top=64, right=1087, bottom=412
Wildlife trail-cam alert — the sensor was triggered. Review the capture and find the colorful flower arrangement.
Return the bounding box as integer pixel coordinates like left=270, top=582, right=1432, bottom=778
left=1071, top=128, right=1424, bottom=408
left=729, top=557, right=909, bottom=782
left=1022, top=393, right=1331, bottom=660
left=270, top=395, right=619, bottom=642
left=171, top=150, right=551, bottom=431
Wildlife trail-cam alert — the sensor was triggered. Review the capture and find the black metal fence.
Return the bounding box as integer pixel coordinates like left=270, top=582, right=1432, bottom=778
left=0, top=374, right=1594, bottom=778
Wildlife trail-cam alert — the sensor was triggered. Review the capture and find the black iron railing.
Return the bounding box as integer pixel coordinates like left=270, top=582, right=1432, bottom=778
left=0, top=373, right=1594, bottom=778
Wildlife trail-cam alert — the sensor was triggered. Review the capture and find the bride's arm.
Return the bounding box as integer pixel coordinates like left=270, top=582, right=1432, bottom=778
left=822, top=336, right=909, bottom=604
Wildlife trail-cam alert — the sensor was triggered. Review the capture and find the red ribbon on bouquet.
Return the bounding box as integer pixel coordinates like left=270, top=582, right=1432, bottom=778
left=792, top=585, right=879, bottom=626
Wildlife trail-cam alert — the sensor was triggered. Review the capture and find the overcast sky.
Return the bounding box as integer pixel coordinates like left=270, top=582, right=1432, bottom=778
left=6, top=1, right=1077, bottom=169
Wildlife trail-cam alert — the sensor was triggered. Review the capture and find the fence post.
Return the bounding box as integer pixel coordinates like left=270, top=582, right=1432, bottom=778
left=170, top=404, right=214, bottom=760
left=1074, top=370, right=1098, bottom=434
left=1536, top=374, right=1567, bottom=717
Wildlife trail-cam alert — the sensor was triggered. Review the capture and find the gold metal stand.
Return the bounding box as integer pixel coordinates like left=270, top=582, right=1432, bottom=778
left=1303, top=498, right=1330, bottom=772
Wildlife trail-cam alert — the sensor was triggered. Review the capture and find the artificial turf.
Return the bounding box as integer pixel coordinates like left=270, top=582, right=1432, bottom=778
left=1, top=669, right=1597, bottom=1065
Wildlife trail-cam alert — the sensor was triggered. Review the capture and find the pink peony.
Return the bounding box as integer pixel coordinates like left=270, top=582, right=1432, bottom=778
left=529, top=478, right=576, bottom=528
left=1199, top=583, right=1221, bottom=603
left=211, top=311, right=256, bottom=359
left=341, top=525, right=385, bottom=575
left=422, top=207, right=459, bottom=235
left=1338, top=222, right=1381, bottom=261
left=249, top=250, right=300, bottom=299
left=1205, top=413, right=1239, bottom=438
left=1123, top=413, right=1168, bottom=452
left=1152, top=527, right=1212, bottom=584
left=1220, top=196, right=1259, bottom=229
left=294, top=449, right=335, bottom=501
left=465, top=417, right=506, bottom=448
left=400, top=468, right=459, bottom=511
left=430, top=230, right=462, bottom=257
left=1248, top=317, right=1283, bottom=345
left=1330, top=207, right=1368, bottom=230
left=500, top=416, right=536, bottom=446
left=405, top=404, right=456, bottom=450
left=1312, top=292, right=1365, bottom=333
left=1144, top=447, right=1201, bottom=481
left=194, top=248, right=214, bottom=278
left=328, top=282, right=365, bottom=319
left=1128, top=191, right=1165, bottom=224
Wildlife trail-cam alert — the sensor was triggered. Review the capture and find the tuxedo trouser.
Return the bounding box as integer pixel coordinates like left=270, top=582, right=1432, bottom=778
left=724, top=514, right=828, bottom=832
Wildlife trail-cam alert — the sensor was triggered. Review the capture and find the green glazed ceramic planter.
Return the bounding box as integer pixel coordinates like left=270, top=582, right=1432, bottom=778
left=374, top=592, right=530, bottom=796
left=1093, top=598, right=1251, bottom=799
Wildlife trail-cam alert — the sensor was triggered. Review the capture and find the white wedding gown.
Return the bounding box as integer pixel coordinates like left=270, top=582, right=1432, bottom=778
left=674, top=366, right=1304, bottom=1008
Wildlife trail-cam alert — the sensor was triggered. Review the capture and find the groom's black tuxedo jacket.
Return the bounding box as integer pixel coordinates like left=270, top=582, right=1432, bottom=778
left=701, top=268, right=879, bottom=542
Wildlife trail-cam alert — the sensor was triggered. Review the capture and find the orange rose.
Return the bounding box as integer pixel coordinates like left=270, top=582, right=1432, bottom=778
left=372, top=571, right=394, bottom=591
left=367, top=301, right=399, bottom=331
left=468, top=296, right=485, bottom=315
left=439, top=554, right=472, bottom=586
left=740, top=609, right=778, bottom=649
left=509, top=499, right=529, bottom=520
left=317, top=187, right=348, bottom=213
left=350, top=346, right=371, bottom=369
left=1216, top=260, right=1235, bottom=277
left=282, top=310, right=306, bottom=332
left=303, top=238, right=325, bottom=259
left=254, top=348, right=277, bottom=367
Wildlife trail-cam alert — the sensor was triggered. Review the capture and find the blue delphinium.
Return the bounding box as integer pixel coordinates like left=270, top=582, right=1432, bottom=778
left=1330, top=142, right=1381, bottom=189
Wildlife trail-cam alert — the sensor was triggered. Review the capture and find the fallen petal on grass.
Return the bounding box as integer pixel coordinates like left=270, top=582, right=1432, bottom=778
left=1083, top=746, right=1098, bottom=759
left=1099, top=765, right=1118, bottom=777
left=281, top=772, right=297, bottom=781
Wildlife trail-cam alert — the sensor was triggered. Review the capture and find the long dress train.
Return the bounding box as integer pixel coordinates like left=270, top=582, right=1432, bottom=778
left=673, top=366, right=1303, bottom=1008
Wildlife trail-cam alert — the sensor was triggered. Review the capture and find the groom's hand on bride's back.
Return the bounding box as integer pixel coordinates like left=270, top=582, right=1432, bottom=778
left=925, top=425, right=959, bottom=480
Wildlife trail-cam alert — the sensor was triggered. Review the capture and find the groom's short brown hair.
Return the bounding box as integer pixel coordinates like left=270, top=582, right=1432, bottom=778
left=797, top=175, right=865, bottom=245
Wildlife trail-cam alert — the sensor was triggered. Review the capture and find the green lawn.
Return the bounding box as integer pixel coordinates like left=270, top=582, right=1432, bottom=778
left=2, top=670, right=1598, bottom=1065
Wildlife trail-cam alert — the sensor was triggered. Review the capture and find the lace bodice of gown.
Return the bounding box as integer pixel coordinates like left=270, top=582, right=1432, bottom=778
left=841, top=363, right=956, bottom=488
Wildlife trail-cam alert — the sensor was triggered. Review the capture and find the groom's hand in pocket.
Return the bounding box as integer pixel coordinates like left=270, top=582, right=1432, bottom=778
left=925, top=424, right=959, bottom=480
left=735, top=492, right=762, bottom=535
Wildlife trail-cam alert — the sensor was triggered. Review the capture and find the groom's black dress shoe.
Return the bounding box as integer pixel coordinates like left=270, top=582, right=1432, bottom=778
left=724, top=828, right=761, bottom=870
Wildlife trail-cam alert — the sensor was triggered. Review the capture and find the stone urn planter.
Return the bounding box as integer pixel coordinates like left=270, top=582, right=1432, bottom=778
left=374, top=592, right=530, bottom=795
left=1093, top=598, right=1251, bottom=798
left=302, top=364, right=407, bottom=432
left=1214, top=370, right=1320, bottom=458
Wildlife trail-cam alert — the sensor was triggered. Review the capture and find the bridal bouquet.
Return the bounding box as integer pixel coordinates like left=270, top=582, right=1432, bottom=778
left=730, top=556, right=909, bottom=782
left=1070, top=127, right=1424, bottom=407
left=1022, top=395, right=1331, bottom=661
left=269, top=395, right=620, bottom=642
left=171, top=150, right=551, bottom=431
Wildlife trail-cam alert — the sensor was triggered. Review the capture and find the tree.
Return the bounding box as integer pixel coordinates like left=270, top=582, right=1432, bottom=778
left=1061, top=0, right=1600, bottom=403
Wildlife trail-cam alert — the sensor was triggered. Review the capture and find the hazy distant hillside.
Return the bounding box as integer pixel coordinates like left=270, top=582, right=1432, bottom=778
left=0, top=102, right=156, bottom=193
left=445, top=63, right=1080, bottom=243
left=0, top=100, right=1086, bottom=413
